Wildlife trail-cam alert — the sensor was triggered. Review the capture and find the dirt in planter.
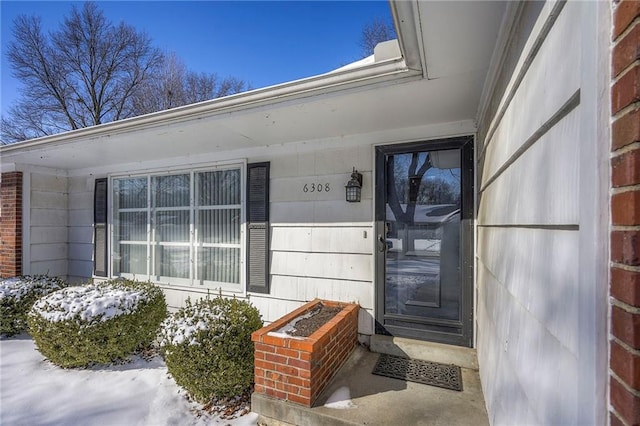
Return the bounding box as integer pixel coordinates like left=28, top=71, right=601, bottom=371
left=287, top=304, right=343, bottom=337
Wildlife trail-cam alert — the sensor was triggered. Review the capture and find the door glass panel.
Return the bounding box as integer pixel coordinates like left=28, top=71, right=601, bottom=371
left=385, top=149, right=461, bottom=321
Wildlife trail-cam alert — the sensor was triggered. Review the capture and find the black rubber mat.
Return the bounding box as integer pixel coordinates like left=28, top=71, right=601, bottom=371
left=372, top=353, right=463, bottom=391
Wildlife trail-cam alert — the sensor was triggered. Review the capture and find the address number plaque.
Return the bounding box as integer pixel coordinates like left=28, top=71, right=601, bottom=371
left=302, top=183, right=331, bottom=193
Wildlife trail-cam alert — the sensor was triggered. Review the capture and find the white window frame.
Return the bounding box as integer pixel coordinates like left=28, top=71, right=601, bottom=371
left=108, top=162, right=246, bottom=294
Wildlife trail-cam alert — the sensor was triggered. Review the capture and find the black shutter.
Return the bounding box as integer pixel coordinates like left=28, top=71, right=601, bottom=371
left=247, top=162, right=270, bottom=293
left=94, top=178, right=108, bottom=277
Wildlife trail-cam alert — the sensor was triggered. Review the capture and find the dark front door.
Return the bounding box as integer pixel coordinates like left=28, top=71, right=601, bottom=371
left=375, top=136, right=474, bottom=347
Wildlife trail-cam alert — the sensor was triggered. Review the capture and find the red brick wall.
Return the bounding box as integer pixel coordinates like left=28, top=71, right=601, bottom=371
left=0, top=172, right=23, bottom=278
left=610, top=1, right=640, bottom=424
left=252, top=300, right=359, bottom=407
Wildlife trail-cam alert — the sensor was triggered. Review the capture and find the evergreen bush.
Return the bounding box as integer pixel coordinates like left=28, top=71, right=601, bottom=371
left=160, top=296, right=262, bottom=402
left=28, top=279, right=167, bottom=368
left=0, top=275, right=67, bottom=336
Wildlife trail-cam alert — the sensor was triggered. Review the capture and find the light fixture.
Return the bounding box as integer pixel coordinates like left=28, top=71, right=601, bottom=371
left=345, top=167, right=363, bottom=203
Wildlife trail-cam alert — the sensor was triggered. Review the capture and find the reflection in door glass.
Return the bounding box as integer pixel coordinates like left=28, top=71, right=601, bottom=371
left=385, top=149, right=462, bottom=322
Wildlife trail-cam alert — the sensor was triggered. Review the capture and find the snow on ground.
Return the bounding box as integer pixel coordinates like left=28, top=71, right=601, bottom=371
left=323, top=386, right=356, bottom=409
left=0, top=335, right=259, bottom=426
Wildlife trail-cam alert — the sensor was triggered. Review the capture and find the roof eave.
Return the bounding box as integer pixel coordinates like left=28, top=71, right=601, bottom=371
left=1, top=55, right=417, bottom=157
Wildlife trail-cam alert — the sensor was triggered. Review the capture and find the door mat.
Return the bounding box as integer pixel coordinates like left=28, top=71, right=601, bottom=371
left=372, top=354, right=463, bottom=392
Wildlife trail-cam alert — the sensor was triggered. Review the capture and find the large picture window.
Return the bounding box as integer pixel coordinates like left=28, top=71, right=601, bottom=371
left=111, top=166, right=243, bottom=291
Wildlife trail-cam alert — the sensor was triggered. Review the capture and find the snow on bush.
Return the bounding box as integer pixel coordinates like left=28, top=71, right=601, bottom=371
left=160, top=305, right=213, bottom=347
left=0, top=275, right=67, bottom=336
left=28, top=279, right=167, bottom=368
left=160, top=296, right=262, bottom=402
left=32, top=284, right=148, bottom=323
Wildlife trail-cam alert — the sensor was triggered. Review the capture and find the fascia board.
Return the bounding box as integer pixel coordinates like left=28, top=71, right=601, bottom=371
left=390, top=0, right=426, bottom=76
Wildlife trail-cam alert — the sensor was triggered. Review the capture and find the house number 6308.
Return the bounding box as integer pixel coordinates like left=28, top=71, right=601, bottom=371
left=303, top=183, right=330, bottom=193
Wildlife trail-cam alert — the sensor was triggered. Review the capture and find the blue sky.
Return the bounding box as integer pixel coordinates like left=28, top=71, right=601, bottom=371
left=0, top=1, right=393, bottom=117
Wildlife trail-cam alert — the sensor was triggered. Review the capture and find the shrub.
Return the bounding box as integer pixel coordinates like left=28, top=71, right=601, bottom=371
left=28, top=279, right=167, bottom=368
left=0, top=275, right=67, bottom=336
left=160, top=296, right=263, bottom=402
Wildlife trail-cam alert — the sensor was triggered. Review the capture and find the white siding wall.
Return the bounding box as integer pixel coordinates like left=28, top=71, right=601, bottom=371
left=257, top=146, right=375, bottom=333
left=29, top=172, right=68, bottom=277
left=476, top=1, right=608, bottom=425
left=68, top=176, right=95, bottom=282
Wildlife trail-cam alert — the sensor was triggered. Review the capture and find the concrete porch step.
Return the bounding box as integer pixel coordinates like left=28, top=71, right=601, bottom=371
left=253, top=345, right=488, bottom=426
left=369, top=335, right=479, bottom=370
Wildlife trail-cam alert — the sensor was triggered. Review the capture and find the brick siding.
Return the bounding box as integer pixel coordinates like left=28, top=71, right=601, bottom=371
left=252, top=300, right=359, bottom=407
left=0, top=172, right=23, bottom=278
left=611, top=1, right=640, bottom=424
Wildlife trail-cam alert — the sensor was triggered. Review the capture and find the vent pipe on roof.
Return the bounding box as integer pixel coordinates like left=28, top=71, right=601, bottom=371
left=374, top=39, right=402, bottom=63
left=327, top=39, right=400, bottom=74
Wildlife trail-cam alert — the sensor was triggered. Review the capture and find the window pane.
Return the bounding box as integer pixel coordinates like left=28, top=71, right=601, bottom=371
left=198, top=247, right=240, bottom=284
left=155, top=246, right=190, bottom=279
left=115, top=178, right=147, bottom=209
left=198, top=209, right=240, bottom=244
left=155, top=211, right=189, bottom=242
left=112, top=167, right=243, bottom=289
left=116, top=244, right=147, bottom=275
left=152, top=174, right=190, bottom=208
left=198, top=170, right=240, bottom=206
left=118, top=212, right=147, bottom=241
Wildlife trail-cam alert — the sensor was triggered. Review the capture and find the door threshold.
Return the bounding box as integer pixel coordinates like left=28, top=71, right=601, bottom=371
left=369, top=334, right=478, bottom=370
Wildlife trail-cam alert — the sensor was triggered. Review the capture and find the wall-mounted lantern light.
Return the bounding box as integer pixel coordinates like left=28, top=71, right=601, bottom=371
left=345, top=167, right=363, bottom=203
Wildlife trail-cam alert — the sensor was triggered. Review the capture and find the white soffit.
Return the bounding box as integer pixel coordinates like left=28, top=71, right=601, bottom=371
left=419, top=1, right=507, bottom=79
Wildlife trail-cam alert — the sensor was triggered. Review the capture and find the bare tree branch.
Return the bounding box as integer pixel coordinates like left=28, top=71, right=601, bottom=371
left=2, top=2, right=249, bottom=145
left=131, top=52, right=248, bottom=116
left=2, top=2, right=162, bottom=143
left=359, top=18, right=396, bottom=58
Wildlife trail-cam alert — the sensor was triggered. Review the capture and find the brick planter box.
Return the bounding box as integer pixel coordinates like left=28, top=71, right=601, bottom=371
left=251, top=299, right=359, bottom=407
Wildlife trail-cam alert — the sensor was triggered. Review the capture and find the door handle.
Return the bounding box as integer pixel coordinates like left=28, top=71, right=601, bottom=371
left=378, top=235, right=392, bottom=252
